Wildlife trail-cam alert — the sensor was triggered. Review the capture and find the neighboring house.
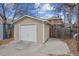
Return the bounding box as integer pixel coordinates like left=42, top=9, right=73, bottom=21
left=46, top=17, right=63, bottom=25
left=14, top=15, right=49, bottom=43
left=0, top=17, right=3, bottom=40
left=46, top=17, right=63, bottom=38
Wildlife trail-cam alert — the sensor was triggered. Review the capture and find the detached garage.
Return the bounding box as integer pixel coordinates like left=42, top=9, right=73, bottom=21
left=14, top=15, right=49, bottom=43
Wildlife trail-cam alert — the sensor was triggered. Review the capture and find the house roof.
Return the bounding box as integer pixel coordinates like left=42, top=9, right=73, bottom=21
left=46, top=17, right=63, bottom=25
left=13, top=15, right=47, bottom=24
left=46, top=16, right=62, bottom=20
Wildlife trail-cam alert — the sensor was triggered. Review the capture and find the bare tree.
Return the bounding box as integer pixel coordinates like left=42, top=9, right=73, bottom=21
left=62, top=4, right=76, bottom=38
left=8, top=3, right=28, bottom=38
left=0, top=4, right=8, bottom=39
left=0, top=3, right=27, bottom=39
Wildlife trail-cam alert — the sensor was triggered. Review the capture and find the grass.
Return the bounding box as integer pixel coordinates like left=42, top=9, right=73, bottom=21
left=0, top=38, right=14, bottom=45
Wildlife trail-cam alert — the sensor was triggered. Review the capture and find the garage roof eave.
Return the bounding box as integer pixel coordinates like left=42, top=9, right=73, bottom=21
left=13, top=15, right=46, bottom=24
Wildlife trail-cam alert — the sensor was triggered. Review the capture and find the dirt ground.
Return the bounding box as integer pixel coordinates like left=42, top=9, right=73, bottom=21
left=0, top=38, right=13, bottom=45
left=62, top=38, right=79, bottom=56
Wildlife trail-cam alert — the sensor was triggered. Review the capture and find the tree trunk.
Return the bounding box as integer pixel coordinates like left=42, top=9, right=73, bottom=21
left=66, top=7, right=72, bottom=38
left=7, top=23, right=14, bottom=38
left=77, top=4, right=79, bottom=50
left=3, top=23, right=7, bottom=39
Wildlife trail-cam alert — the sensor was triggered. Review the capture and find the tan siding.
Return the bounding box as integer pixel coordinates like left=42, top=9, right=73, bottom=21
left=14, top=17, right=44, bottom=43
left=14, top=24, right=20, bottom=41
left=43, top=24, right=49, bottom=42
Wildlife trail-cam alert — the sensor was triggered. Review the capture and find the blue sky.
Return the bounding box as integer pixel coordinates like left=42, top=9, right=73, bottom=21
left=27, top=3, right=62, bottom=18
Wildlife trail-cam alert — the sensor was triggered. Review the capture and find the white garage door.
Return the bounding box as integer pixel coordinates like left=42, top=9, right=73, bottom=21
left=20, top=25, right=37, bottom=42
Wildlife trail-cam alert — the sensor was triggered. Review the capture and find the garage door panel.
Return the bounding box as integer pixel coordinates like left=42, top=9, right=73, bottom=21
left=20, top=25, right=37, bottom=42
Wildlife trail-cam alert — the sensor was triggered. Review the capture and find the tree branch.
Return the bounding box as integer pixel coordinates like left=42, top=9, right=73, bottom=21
left=11, top=4, right=19, bottom=22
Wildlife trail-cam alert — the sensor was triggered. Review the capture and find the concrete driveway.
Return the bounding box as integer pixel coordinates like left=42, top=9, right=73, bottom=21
left=0, top=38, right=71, bottom=56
